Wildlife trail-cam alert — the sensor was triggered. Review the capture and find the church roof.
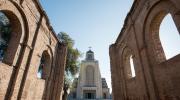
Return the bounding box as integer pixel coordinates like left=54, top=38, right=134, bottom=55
left=85, top=49, right=95, bottom=61
left=87, top=50, right=94, bottom=53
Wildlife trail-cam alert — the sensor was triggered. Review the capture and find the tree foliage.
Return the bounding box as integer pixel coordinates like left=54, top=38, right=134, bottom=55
left=57, top=32, right=81, bottom=99
left=57, top=32, right=81, bottom=77
left=0, top=12, right=12, bottom=59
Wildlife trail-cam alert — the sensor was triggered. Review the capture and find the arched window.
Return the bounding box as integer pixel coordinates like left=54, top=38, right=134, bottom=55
left=123, top=48, right=136, bottom=79
left=86, top=66, right=95, bottom=86
left=150, top=12, right=180, bottom=63
left=125, top=55, right=136, bottom=78
left=37, top=51, right=51, bottom=79
left=0, top=12, right=12, bottom=61
left=130, top=55, right=136, bottom=77
left=159, top=14, right=180, bottom=60
left=0, top=11, right=22, bottom=65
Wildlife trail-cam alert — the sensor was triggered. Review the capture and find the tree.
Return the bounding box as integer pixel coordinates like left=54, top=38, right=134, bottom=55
left=57, top=32, right=81, bottom=100
left=0, top=13, right=11, bottom=60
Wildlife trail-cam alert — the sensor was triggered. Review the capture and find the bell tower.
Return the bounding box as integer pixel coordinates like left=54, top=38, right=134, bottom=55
left=86, top=47, right=94, bottom=61
left=69, top=48, right=111, bottom=100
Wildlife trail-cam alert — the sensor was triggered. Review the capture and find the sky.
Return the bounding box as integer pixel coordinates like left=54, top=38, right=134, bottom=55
left=39, top=0, right=134, bottom=91
left=160, top=14, right=180, bottom=59
left=39, top=0, right=180, bottom=92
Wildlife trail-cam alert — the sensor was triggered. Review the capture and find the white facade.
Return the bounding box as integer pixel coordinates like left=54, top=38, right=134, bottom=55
left=68, top=50, right=111, bottom=100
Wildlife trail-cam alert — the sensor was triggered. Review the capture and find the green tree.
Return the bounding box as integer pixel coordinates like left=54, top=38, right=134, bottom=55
left=57, top=32, right=81, bottom=100
left=0, top=13, right=11, bottom=60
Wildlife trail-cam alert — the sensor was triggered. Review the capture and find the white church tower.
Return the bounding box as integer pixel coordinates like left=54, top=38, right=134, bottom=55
left=68, top=49, right=111, bottom=100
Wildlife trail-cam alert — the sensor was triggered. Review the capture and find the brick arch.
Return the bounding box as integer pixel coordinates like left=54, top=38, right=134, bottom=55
left=47, top=45, right=54, bottom=60
left=38, top=45, right=54, bottom=78
left=0, top=10, right=22, bottom=65
left=45, top=45, right=54, bottom=76
left=143, top=0, right=180, bottom=64
left=110, top=0, right=180, bottom=99
left=42, top=45, right=55, bottom=99
left=39, top=50, right=52, bottom=79
left=122, top=46, right=135, bottom=79
left=37, top=49, right=52, bottom=99
left=0, top=0, right=29, bottom=66
left=40, top=45, right=53, bottom=61
left=35, top=46, right=54, bottom=99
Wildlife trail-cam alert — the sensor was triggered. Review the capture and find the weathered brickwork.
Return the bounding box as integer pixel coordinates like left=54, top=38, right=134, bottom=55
left=0, top=0, right=67, bottom=100
left=109, top=0, right=180, bottom=100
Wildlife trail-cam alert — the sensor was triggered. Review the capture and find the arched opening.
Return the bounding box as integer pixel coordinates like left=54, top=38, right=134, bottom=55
left=123, top=48, right=136, bottom=79
left=159, top=14, right=180, bottom=60
left=86, top=66, right=95, bottom=86
left=0, top=11, right=22, bottom=65
left=150, top=11, right=180, bottom=63
left=130, top=55, right=136, bottom=77
left=0, top=12, right=11, bottom=61
left=125, top=54, right=136, bottom=79
left=37, top=51, right=51, bottom=80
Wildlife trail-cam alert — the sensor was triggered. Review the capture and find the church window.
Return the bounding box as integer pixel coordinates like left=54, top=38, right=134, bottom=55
left=130, top=55, right=136, bottom=77
left=123, top=50, right=136, bottom=79
left=37, top=51, right=51, bottom=79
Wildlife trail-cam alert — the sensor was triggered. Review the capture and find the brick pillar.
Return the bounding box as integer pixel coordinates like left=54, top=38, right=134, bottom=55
left=49, top=43, right=67, bottom=100
left=109, top=44, right=124, bottom=100
left=172, top=11, right=180, bottom=34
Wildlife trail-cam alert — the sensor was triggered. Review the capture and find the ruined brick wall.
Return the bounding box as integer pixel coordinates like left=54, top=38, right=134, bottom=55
left=109, top=0, right=180, bottom=100
left=0, top=0, right=67, bottom=100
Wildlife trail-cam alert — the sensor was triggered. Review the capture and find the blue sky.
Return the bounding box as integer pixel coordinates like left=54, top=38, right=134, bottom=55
left=39, top=0, right=134, bottom=91
left=39, top=0, right=180, bottom=92
left=160, top=14, right=180, bottom=59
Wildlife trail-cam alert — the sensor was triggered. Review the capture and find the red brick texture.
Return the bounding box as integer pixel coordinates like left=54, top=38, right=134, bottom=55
left=109, top=0, right=180, bottom=100
left=0, top=0, right=67, bottom=100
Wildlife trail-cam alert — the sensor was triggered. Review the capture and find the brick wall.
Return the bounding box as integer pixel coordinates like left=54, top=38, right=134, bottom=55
left=0, top=0, right=67, bottom=100
left=110, top=0, right=180, bottom=100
